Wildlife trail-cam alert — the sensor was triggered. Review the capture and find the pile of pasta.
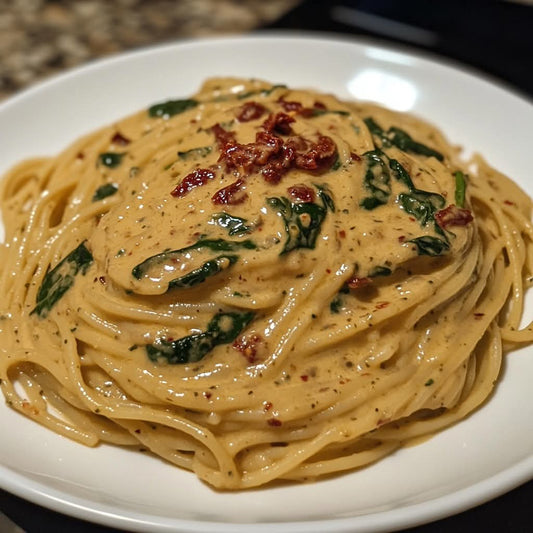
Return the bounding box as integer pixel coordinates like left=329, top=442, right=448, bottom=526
left=1, top=78, right=532, bottom=489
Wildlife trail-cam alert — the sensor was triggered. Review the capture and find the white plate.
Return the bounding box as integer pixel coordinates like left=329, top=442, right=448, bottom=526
left=0, top=34, right=532, bottom=533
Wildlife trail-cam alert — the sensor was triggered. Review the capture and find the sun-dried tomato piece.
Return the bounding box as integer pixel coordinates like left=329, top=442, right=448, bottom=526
left=287, top=184, right=316, bottom=203
left=211, top=123, right=236, bottom=148
left=277, top=97, right=303, bottom=112
left=294, top=135, right=337, bottom=170
left=262, top=112, right=295, bottom=135
left=171, top=168, right=215, bottom=198
left=212, top=178, right=247, bottom=205
left=253, top=131, right=284, bottom=164
left=435, top=204, right=473, bottom=229
left=236, top=101, right=266, bottom=122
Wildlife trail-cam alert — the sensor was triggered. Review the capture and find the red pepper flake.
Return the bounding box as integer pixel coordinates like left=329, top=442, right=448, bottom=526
left=171, top=168, right=215, bottom=198
left=203, top=391, right=212, bottom=399
left=326, top=268, right=331, bottom=274
left=435, top=204, right=473, bottom=229
left=212, top=178, right=247, bottom=205
left=98, top=276, right=106, bottom=285
left=287, top=184, right=316, bottom=203
left=504, top=200, right=515, bottom=206
left=398, top=235, right=406, bottom=243
left=76, top=152, right=85, bottom=160
left=339, top=230, right=346, bottom=239
left=233, top=333, right=263, bottom=363
left=111, top=132, right=131, bottom=146
left=474, top=312, right=485, bottom=320
left=267, top=418, right=282, bottom=427
left=236, top=101, right=266, bottom=122
left=347, top=276, right=372, bottom=289
left=300, top=375, right=309, bottom=382
left=375, top=301, right=389, bottom=309
left=263, top=401, right=273, bottom=411
left=350, top=152, right=362, bottom=162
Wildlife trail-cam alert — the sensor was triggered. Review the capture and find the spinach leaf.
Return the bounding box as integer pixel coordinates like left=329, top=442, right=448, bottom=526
left=267, top=197, right=327, bottom=254
left=92, top=183, right=118, bottom=201
left=132, top=238, right=256, bottom=280
left=178, top=146, right=212, bottom=160
left=308, top=109, right=350, bottom=117
left=369, top=265, right=392, bottom=277
left=315, top=184, right=336, bottom=212
left=388, top=127, right=444, bottom=161
left=363, top=117, right=390, bottom=146
left=148, top=99, right=198, bottom=118
left=236, top=84, right=287, bottom=100
left=364, top=118, right=444, bottom=161
left=210, top=213, right=252, bottom=236
left=454, top=170, right=467, bottom=208
left=330, top=295, right=344, bottom=313
left=360, top=149, right=391, bottom=210
left=167, top=255, right=238, bottom=290
left=146, top=311, right=254, bottom=364
left=408, top=236, right=450, bottom=256
left=98, top=152, right=125, bottom=168
left=31, top=242, right=93, bottom=318
left=389, top=158, right=415, bottom=189
left=398, top=190, right=446, bottom=226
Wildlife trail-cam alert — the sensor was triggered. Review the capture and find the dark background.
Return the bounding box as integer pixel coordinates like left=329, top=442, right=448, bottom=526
left=1, top=0, right=532, bottom=531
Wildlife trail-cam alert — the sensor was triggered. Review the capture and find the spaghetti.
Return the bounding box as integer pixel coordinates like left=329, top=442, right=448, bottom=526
left=0, top=78, right=532, bottom=489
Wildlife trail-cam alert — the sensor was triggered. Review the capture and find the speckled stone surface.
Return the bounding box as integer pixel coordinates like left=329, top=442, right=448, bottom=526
left=0, top=0, right=299, bottom=99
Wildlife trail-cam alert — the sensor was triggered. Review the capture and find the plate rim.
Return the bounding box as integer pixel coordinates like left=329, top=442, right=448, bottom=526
left=1, top=455, right=532, bottom=532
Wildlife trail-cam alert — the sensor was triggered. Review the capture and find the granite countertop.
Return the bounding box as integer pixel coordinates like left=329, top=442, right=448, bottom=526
left=0, top=0, right=300, bottom=99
